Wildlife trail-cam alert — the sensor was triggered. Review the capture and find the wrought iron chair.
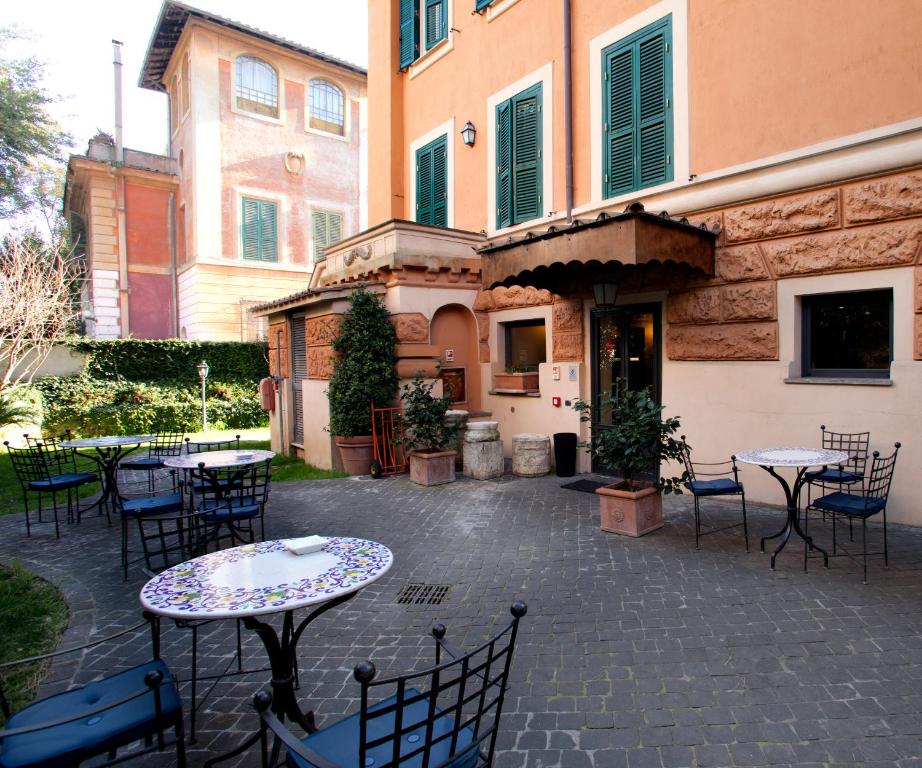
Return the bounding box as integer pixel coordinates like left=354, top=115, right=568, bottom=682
left=0, top=615, right=186, bottom=768
left=184, top=435, right=242, bottom=453
left=253, top=602, right=527, bottom=768
left=805, top=443, right=900, bottom=583
left=679, top=437, right=748, bottom=551
left=4, top=441, right=98, bottom=538
left=191, top=458, right=271, bottom=552
left=804, top=425, right=870, bottom=526
left=116, top=472, right=187, bottom=580
left=119, top=432, right=185, bottom=492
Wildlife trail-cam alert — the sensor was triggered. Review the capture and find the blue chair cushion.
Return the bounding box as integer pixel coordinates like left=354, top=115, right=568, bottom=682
left=811, top=491, right=887, bottom=519
left=685, top=478, right=742, bottom=497
left=288, top=687, right=476, bottom=768
left=118, top=457, right=163, bottom=471
left=120, top=493, right=184, bottom=518
left=27, top=473, right=97, bottom=492
left=0, top=660, right=181, bottom=768
left=805, top=468, right=863, bottom=484
left=199, top=497, right=261, bottom=521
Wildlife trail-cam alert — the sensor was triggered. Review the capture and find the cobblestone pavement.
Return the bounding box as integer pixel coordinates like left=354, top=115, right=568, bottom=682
left=3, top=471, right=922, bottom=767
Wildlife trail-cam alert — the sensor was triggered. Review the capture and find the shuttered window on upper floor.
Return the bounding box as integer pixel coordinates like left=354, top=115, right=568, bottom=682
left=495, top=83, right=542, bottom=230
left=475, top=0, right=493, bottom=10
left=602, top=15, right=673, bottom=199
left=415, top=135, right=448, bottom=227
left=311, top=209, right=344, bottom=264
left=400, top=0, right=448, bottom=68
left=241, top=198, right=278, bottom=262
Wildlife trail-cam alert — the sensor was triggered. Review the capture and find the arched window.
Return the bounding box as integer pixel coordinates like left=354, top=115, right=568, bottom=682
left=308, top=79, right=344, bottom=135
left=236, top=55, right=278, bottom=118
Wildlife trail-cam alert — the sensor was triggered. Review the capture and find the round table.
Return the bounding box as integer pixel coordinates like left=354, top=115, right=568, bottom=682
left=61, top=434, right=154, bottom=513
left=736, top=447, right=850, bottom=569
left=185, top=436, right=241, bottom=453
left=163, top=449, right=275, bottom=471
left=140, top=537, right=393, bottom=764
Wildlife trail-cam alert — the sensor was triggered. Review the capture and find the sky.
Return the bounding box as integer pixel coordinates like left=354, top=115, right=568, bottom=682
left=4, top=0, right=369, bottom=157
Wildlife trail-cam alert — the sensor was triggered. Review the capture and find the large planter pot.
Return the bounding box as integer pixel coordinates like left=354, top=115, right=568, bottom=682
left=334, top=435, right=375, bottom=476
left=409, top=450, right=457, bottom=486
left=493, top=372, right=539, bottom=391
left=596, top=481, right=663, bottom=537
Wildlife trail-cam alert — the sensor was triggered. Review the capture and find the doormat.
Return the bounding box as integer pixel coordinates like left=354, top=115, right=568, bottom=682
left=560, top=479, right=607, bottom=493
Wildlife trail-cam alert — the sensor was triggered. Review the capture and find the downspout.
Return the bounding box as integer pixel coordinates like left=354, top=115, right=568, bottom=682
left=563, top=0, right=573, bottom=222
left=113, top=40, right=130, bottom=337
left=168, top=191, right=179, bottom=337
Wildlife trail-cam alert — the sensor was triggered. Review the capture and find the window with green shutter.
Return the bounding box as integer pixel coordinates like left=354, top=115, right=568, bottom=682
left=475, top=0, right=493, bottom=10
left=425, top=0, right=447, bottom=49
left=602, top=15, right=673, bottom=199
left=241, top=198, right=278, bottom=262
left=415, top=134, right=448, bottom=227
left=495, top=83, right=542, bottom=229
left=311, top=210, right=343, bottom=264
left=399, top=0, right=419, bottom=69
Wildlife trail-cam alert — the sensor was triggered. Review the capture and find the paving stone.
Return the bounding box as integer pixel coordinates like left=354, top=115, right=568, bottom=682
left=4, top=473, right=922, bottom=767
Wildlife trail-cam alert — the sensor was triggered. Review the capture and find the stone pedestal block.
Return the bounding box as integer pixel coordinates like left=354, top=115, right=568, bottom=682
left=463, top=421, right=503, bottom=480
left=445, top=410, right=469, bottom=469
left=512, top=433, right=550, bottom=477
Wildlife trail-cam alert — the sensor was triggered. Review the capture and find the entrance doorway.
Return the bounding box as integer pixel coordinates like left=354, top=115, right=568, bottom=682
left=590, top=303, right=661, bottom=475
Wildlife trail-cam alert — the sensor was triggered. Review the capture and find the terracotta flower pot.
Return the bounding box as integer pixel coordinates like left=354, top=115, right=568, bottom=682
left=334, top=435, right=375, bottom=476
left=596, top=481, right=663, bottom=537
left=409, top=450, right=457, bottom=486
left=493, top=372, right=539, bottom=391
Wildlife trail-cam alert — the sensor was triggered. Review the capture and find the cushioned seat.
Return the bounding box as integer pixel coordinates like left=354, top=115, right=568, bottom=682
left=289, top=688, right=476, bottom=768
left=811, top=491, right=886, bottom=519
left=27, top=472, right=96, bottom=492
left=804, top=468, right=862, bottom=484
left=121, top=493, right=185, bottom=518
left=199, top=496, right=260, bottom=521
left=0, top=660, right=181, bottom=768
left=685, top=478, right=742, bottom=497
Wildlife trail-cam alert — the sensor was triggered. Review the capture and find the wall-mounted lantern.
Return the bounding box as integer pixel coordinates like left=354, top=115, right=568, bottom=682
left=460, top=121, right=476, bottom=147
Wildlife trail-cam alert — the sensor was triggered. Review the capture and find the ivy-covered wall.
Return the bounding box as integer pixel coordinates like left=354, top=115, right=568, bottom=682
left=35, top=339, right=269, bottom=437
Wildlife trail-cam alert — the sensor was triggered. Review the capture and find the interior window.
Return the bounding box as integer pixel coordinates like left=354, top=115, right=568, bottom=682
left=504, top=319, right=546, bottom=371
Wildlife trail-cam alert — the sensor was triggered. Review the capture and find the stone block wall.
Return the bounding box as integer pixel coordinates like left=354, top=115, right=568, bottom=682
left=668, top=168, right=922, bottom=361
left=305, top=314, right=341, bottom=380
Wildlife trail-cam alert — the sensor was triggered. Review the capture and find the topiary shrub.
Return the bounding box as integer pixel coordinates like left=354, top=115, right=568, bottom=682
left=327, top=288, right=398, bottom=437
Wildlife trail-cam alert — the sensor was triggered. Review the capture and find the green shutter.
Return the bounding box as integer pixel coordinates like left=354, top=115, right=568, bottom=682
left=312, top=210, right=344, bottom=263
left=476, top=0, right=493, bottom=9
left=242, top=198, right=278, bottom=262
left=602, top=15, right=672, bottom=199
left=399, top=0, right=419, bottom=68
left=415, top=134, right=448, bottom=227
left=425, top=0, right=447, bottom=49
left=495, top=100, right=512, bottom=229
left=512, top=84, right=541, bottom=224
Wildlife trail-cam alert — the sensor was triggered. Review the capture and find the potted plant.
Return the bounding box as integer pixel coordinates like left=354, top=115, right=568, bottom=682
left=494, top=363, right=539, bottom=392
left=401, top=373, right=459, bottom=486
left=327, top=288, right=398, bottom=475
left=573, top=380, right=686, bottom=537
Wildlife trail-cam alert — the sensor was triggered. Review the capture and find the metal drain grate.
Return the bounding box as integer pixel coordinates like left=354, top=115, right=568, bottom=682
left=395, top=583, right=451, bottom=605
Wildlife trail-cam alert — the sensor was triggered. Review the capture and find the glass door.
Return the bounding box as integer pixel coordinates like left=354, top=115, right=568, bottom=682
left=590, top=303, right=661, bottom=475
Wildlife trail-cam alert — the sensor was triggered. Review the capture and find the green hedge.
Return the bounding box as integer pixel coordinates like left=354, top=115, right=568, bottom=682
left=36, top=376, right=267, bottom=437
left=70, top=339, right=268, bottom=383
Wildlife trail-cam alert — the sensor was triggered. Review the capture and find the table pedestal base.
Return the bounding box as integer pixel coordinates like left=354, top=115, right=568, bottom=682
left=757, top=465, right=829, bottom=569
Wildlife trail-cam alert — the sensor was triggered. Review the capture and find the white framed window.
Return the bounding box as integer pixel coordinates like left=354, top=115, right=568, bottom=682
left=410, top=118, right=455, bottom=228
left=308, top=79, right=345, bottom=136
left=311, top=208, right=344, bottom=264
left=235, top=55, right=279, bottom=119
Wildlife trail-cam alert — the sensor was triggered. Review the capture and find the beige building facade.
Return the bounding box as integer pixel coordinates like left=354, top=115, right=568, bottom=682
left=259, top=0, right=922, bottom=525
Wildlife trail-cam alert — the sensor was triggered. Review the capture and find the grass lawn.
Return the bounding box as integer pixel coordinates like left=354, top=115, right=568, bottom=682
left=0, top=428, right=345, bottom=517
left=0, top=563, right=68, bottom=724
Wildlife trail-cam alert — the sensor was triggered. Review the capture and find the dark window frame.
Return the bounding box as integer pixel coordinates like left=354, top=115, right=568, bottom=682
left=801, top=289, right=893, bottom=379
left=503, top=318, right=547, bottom=371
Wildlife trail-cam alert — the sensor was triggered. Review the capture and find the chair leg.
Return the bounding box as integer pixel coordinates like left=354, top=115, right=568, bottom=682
left=741, top=491, right=749, bottom=553
left=693, top=496, right=700, bottom=549
left=121, top=515, right=129, bottom=580
left=883, top=509, right=889, bottom=567
left=51, top=492, right=60, bottom=539
left=175, top=717, right=188, bottom=768
left=862, top=517, right=868, bottom=585
left=23, top=490, right=31, bottom=537
left=831, top=512, right=837, bottom=555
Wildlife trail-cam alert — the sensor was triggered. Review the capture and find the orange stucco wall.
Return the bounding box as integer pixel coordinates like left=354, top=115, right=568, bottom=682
left=124, top=183, right=171, bottom=268
left=370, top=0, right=922, bottom=231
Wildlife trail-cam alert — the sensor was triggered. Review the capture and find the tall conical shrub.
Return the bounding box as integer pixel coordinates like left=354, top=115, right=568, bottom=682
left=327, top=287, right=398, bottom=436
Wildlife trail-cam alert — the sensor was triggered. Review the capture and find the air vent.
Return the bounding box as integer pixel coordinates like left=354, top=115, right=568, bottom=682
left=395, top=583, right=450, bottom=605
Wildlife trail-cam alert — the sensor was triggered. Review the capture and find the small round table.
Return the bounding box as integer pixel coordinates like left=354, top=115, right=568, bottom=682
left=162, top=449, right=275, bottom=472
left=140, top=537, right=393, bottom=765
left=736, top=447, right=850, bottom=569
left=61, top=435, right=154, bottom=513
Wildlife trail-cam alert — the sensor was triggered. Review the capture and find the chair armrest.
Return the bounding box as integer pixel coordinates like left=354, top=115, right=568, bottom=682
left=0, top=671, right=176, bottom=739
left=0, top=620, right=150, bottom=672
left=254, top=692, right=340, bottom=768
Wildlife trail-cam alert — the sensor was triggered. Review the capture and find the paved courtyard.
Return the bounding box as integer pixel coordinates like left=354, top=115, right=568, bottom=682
left=3, top=472, right=922, bottom=767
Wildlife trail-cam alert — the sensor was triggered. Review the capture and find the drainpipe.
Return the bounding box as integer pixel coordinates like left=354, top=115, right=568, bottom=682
left=563, top=0, right=573, bottom=223
left=168, top=191, right=179, bottom=337
left=113, top=40, right=130, bottom=337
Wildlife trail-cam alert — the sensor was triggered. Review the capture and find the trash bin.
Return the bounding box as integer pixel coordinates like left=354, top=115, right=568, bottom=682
left=553, top=432, right=578, bottom=477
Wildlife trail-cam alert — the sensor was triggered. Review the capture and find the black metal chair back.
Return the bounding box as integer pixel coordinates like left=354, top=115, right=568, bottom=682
left=820, top=425, right=870, bottom=476
left=678, top=438, right=696, bottom=483
left=148, top=432, right=186, bottom=458
left=184, top=435, right=242, bottom=453
left=192, top=459, right=272, bottom=550
left=864, top=443, right=900, bottom=507
left=5, top=443, right=52, bottom=486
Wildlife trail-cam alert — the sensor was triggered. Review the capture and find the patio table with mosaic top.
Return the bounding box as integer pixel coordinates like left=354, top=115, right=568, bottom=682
left=736, top=447, right=850, bottom=569
left=140, top=537, right=393, bottom=765
left=61, top=434, right=154, bottom=514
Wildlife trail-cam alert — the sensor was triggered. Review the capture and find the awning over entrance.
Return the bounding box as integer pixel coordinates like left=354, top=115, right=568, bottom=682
left=478, top=203, right=718, bottom=291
